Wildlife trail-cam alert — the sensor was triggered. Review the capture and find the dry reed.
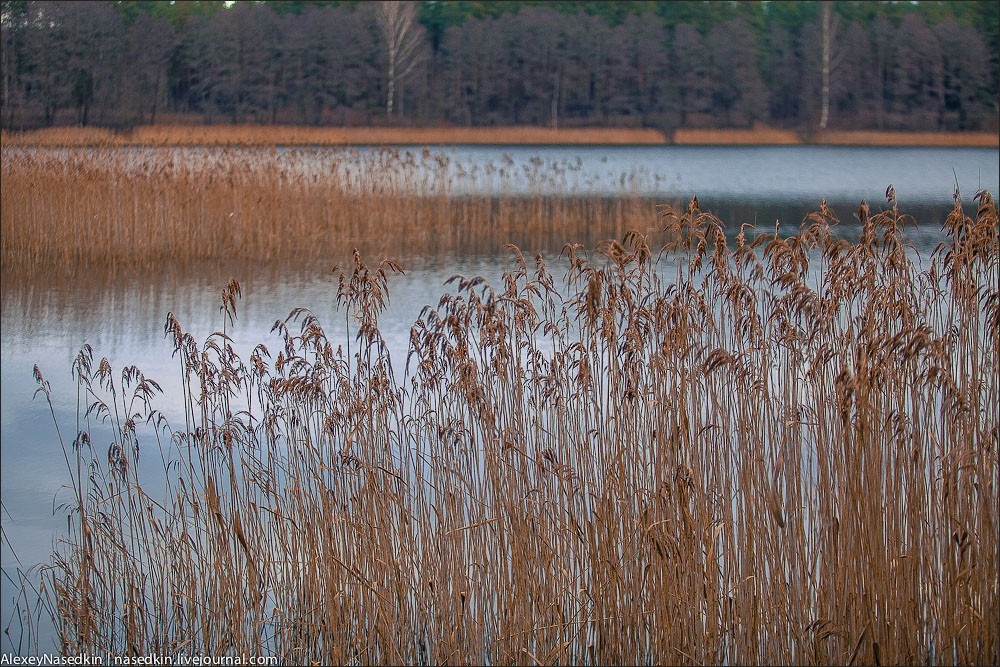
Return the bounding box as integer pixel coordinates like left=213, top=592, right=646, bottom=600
left=0, top=125, right=669, bottom=148
left=25, top=189, right=999, bottom=665
left=810, top=130, right=999, bottom=148
left=673, top=126, right=999, bottom=147
left=3, top=125, right=995, bottom=148
left=0, top=145, right=661, bottom=273
left=672, top=125, right=802, bottom=145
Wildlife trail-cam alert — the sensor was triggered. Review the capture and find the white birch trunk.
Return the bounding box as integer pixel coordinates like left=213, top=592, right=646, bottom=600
left=820, top=2, right=831, bottom=131
left=376, top=1, right=423, bottom=119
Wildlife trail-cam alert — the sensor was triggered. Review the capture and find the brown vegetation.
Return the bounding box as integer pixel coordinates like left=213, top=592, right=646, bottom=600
left=0, top=125, right=670, bottom=147
left=3, top=124, right=997, bottom=148
left=29, top=192, right=999, bottom=664
left=672, top=126, right=999, bottom=146
left=0, top=145, right=666, bottom=273
left=672, top=125, right=802, bottom=145
left=811, top=129, right=1000, bottom=147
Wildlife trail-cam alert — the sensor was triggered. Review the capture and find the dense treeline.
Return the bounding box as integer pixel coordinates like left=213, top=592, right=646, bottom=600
left=1, top=0, right=997, bottom=133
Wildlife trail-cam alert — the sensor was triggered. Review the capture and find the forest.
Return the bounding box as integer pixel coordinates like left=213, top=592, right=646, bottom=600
left=1, top=0, right=998, bottom=133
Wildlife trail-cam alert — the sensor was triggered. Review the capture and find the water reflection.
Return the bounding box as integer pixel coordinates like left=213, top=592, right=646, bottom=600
left=387, top=144, right=1000, bottom=203
left=18, top=144, right=998, bottom=204
left=1, top=219, right=952, bottom=582
left=3, top=141, right=996, bottom=654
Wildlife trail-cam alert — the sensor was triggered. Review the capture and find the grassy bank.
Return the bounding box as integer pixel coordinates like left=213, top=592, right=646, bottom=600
left=25, top=194, right=998, bottom=664
left=2, top=124, right=997, bottom=147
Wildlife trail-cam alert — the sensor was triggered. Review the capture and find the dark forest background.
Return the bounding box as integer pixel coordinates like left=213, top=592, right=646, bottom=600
left=1, top=0, right=997, bottom=133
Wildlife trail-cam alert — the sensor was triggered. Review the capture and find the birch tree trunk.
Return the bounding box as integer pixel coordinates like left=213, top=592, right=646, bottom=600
left=819, top=2, right=840, bottom=131
left=375, top=1, right=423, bottom=118
left=550, top=69, right=560, bottom=129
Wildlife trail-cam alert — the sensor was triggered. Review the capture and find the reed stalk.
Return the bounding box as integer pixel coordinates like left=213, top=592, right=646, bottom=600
left=1, top=146, right=660, bottom=272
left=25, top=190, right=998, bottom=665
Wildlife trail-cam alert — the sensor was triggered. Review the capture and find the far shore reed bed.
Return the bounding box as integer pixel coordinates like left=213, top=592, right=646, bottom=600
left=1, top=145, right=660, bottom=272
left=18, top=183, right=1000, bottom=664
left=3, top=124, right=997, bottom=148
left=0, top=124, right=672, bottom=148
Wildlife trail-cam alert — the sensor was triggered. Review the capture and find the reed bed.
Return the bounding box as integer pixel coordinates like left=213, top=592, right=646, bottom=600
left=809, top=130, right=1000, bottom=148
left=0, top=125, right=669, bottom=148
left=1, top=145, right=660, bottom=272
left=24, top=190, right=999, bottom=665
left=4, top=125, right=997, bottom=148
left=672, top=125, right=802, bottom=145
left=672, top=127, right=1000, bottom=147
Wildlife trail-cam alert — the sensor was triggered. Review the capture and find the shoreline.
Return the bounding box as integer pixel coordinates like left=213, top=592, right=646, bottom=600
left=2, top=124, right=997, bottom=148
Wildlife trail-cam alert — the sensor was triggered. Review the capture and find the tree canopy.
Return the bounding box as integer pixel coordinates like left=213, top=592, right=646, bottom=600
left=1, top=0, right=996, bottom=132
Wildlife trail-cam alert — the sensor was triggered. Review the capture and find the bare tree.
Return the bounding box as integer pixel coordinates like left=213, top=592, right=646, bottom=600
left=375, top=1, right=424, bottom=118
left=124, top=12, right=174, bottom=125
left=670, top=24, right=712, bottom=128
left=707, top=18, right=768, bottom=128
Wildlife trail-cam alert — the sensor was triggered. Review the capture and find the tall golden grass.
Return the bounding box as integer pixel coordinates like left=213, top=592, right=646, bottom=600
left=672, top=125, right=802, bottom=145
left=673, top=127, right=999, bottom=147
left=0, top=125, right=670, bottom=147
left=1, top=146, right=661, bottom=272
left=810, top=130, right=1000, bottom=147
left=3, top=124, right=995, bottom=148
left=27, top=190, right=999, bottom=664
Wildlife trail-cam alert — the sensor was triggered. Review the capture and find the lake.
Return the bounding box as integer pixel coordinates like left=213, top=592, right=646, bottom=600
left=1, top=143, right=997, bottom=656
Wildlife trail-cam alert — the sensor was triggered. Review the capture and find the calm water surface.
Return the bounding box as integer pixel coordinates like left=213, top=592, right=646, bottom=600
left=436, top=144, right=999, bottom=202
left=1, top=143, right=997, bottom=653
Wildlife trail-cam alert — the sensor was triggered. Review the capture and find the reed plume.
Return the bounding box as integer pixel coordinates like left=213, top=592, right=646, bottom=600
left=26, top=191, right=999, bottom=665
